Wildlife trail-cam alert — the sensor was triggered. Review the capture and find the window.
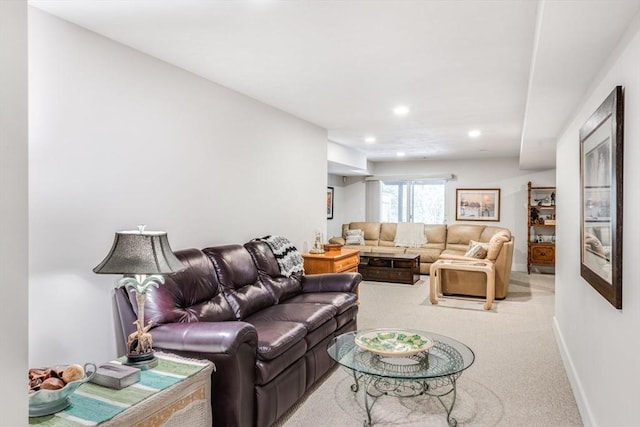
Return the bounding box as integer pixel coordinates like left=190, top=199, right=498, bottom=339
left=380, top=180, right=445, bottom=223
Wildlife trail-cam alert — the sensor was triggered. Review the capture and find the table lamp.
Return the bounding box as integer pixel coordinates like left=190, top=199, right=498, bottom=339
left=93, top=225, right=185, bottom=369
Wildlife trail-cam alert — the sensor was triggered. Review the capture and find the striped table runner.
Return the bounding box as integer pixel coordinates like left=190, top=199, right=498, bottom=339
left=29, top=353, right=212, bottom=426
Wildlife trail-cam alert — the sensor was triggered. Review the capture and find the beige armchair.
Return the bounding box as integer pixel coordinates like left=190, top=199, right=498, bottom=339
left=437, top=226, right=514, bottom=299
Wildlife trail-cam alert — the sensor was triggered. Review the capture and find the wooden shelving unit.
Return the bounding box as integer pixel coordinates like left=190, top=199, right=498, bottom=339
left=527, top=181, right=556, bottom=274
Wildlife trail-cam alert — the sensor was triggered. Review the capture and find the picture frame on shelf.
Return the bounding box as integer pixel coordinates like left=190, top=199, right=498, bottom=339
left=580, top=86, right=623, bottom=309
left=455, top=188, right=500, bottom=221
left=327, top=187, right=334, bottom=220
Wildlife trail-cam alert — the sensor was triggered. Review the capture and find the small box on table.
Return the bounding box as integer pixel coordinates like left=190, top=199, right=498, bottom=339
left=90, top=362, right=140, bottom=389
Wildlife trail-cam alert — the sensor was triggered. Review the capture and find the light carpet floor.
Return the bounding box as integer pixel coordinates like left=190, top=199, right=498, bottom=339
left=274, top=272, right=582, bottom=426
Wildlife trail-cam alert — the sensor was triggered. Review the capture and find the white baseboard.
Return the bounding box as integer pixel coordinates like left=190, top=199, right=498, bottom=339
left=553, top=316, right=596, bottom=427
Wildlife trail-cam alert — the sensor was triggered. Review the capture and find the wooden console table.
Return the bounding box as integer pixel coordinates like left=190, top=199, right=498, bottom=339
left=429, top=259, right=495, bottom=310
left=358, top=252, right=421, bottom=285
left=29, top=353, right=214, bottom=426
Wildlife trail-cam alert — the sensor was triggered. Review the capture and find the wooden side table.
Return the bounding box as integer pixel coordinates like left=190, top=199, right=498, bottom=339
left=303, top=248, right=361, bottom=302
left=429, top=259, right=496, bottom=310
left=302, top=248, right=360, bottom=274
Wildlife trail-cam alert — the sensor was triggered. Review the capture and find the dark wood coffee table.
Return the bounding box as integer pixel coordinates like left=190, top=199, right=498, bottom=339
left=358, top=252, right=420, bottom=284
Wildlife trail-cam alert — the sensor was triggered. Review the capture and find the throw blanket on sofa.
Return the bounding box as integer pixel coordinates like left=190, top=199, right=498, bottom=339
left=394, top=223, right=427, bottom=247
left=255, top=235, right=304, bottom=277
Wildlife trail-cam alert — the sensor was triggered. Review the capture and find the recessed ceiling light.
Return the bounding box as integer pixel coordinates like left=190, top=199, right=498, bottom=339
left=397, top=152, right=406, bottom=157
left=364, top=136, right=376, bottom=143
left=393, top=105, right=410, bottom=116
left=468, top=129, right=481, bottom=138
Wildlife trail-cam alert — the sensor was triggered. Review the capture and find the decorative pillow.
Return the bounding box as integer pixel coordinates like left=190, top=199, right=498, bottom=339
left=487, top=230, right=511, bottom=261
left=465, top=240, right=489, bottom=259
left=345, top=229, right=365, bottom=245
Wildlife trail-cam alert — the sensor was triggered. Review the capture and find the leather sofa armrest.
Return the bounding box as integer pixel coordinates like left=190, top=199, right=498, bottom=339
left=151, top=321, right=258, bottom=354
left=151, top=321, right=258, bottom=427
left=301, top=272, right=362, bottom=294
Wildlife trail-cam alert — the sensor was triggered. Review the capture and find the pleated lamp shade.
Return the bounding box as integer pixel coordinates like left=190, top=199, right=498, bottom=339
left=93, top=229, right=184, bottom=275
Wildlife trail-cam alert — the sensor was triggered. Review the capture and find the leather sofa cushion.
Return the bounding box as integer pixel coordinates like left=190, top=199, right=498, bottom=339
left=424, top=224, right=447, bottom=246
left=204, top=245, right=276, bottom=320
left=243, top=241, right=280, bottom=276
left=335, top=306, right=358, bottom=329
left=282, top=292, right=356, bottom=315
left=248, top=320, right=307, bottom=361
left=480, top=226, right=510, bottom=242
left=255, top=358, right=306, bottom=426
left=246, top=303, right=337, bottom=332
left=304, top=318, right=337, bottom=349
left=446, top=224, right=484, bottom=251
left=379, top=223, right=397, bottom=245
left=440, top=248, right=466, bottom=257
left=404, top=247, right=443, bottom=264
left=244, top=241, right=303, bottom=302
left=143, top=248, right=235, bottom=324
left=255, top=340, right=307, bottom=385
left=348, top=222, right=381, bottom=245
left=486, top=229, right=512, bottom=261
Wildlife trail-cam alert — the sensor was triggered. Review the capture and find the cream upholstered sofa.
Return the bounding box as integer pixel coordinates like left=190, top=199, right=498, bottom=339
left=329, top=222, right=514, bottom=299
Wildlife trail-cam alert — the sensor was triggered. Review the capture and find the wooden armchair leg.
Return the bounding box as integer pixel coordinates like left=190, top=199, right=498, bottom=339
left=429, top=263, right=440, bottom=305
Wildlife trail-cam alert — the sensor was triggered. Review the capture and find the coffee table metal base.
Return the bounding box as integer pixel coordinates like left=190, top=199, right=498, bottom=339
left=348, top=369, right=460, bottom=427
left=327, top=331, right=474, bottom=427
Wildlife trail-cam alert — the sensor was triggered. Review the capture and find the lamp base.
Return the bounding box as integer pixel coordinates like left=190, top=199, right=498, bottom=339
left=124, top=350, right=158, bottom=370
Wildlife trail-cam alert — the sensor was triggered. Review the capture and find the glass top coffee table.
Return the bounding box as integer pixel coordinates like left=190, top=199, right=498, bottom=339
left=327, top=329, right=475, bottom=426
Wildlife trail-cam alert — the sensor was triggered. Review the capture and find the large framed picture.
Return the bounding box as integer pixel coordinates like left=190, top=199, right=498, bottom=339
left=327, top=187, right=334, bottom=219
left=580, top=86, right=623, bottom=309
left=455, top=188, right=500, bottom=221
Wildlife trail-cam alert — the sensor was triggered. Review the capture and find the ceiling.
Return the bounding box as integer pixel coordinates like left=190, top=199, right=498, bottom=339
left=30, top=0, right=640, bottom=173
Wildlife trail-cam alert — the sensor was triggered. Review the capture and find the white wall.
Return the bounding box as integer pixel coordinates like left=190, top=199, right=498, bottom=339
left=29, top=9, right=328, bottom=367
left=327, top=174, right=367, bottom=239
left=0, top=1, right=28, bottom=423
left=328, top=141, right=368, bottom=171
left=554, top=12, right=640, bottom=427
left=330, top=158, right=555, bottom=271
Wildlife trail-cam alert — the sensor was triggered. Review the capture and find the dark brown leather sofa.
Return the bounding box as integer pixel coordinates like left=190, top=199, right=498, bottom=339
left=114, top=240, right=361, bottom=427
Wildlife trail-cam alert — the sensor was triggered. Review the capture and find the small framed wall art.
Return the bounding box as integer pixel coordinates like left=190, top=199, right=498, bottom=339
left=455, top=188, right=500, bottom=221
left=327, top=187, right=334, bottom=220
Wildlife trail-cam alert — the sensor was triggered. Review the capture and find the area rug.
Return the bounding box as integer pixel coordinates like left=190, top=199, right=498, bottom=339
left=278, top=368, right=504, bottom=427
left=276, top=273, right=582, bottom=426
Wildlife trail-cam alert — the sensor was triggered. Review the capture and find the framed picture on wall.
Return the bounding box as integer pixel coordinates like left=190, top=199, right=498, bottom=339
left=455, top=188, right=501, bottom=221
left=327, top=187, right=334, bottom=220
left=580, top=86, right=623, bottom=309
